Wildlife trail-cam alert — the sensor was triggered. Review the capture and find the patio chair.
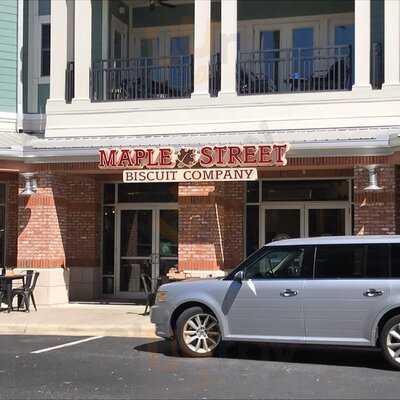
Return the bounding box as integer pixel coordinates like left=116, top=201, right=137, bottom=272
left=0, top=268, right=5, bottom=307
left=11, top=270, right=39, bottom=312
left=140, top=273, right=156, bottom=315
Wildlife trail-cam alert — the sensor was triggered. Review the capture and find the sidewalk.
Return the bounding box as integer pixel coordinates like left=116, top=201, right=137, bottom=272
left=0, top=302, right=157, bottom=338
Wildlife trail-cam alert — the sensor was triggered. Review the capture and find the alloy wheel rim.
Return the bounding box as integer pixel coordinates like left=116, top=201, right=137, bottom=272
left=387, top=323, right=400, bottom=364
left=183, top=313, right=221, bottom=354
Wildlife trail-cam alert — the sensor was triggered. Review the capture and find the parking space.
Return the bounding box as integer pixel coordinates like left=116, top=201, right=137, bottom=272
left=0, top=335, right=400, bottom=399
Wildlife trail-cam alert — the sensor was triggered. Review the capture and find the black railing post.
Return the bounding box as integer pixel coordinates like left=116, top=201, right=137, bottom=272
left=372, top=42, right=383, bottom=90
left=65, top=61, right=74, bottom=103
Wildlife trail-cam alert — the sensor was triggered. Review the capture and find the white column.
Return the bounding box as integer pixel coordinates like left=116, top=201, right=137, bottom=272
left=220, top=0, right=237, bottom=96
left=49, top=0, right=68, bottom=103
left=383, top=0, right=400, bottom=90
left=193, top=0, right=211, bottom=97
left=353, top=0, right=372, bottom=91
left=73, top=0, right=92, bottom=103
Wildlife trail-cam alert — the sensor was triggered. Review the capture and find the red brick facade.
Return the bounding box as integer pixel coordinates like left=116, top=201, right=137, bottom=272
left=3, top=155, right=400, bottom=299
left=353, top=165, right=398, bottom=235
left=15, top=173, right=100, bottom=270
left=178, top=181, right=245, bottom=272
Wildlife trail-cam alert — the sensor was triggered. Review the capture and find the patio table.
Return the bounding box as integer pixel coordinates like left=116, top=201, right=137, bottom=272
left=0, top=274, right=25, bottom=313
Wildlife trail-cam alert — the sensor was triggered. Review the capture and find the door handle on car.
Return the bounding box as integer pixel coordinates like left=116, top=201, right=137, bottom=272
left=363, top=289, right=384, bottom=297
left=280, top=289, right=298, bottom=297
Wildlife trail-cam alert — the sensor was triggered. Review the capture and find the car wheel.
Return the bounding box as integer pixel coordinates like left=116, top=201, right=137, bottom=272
left=380, top=315, right=400, bottom=370
left=176, top=306, right=221, bottom=358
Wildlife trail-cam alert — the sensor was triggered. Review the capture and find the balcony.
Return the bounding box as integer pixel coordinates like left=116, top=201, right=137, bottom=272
left=90, top=56, right=193, bottom=102
left=237, top=45, right=352, bottom=95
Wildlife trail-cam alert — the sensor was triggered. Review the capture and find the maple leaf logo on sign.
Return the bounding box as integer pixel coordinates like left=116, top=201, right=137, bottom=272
left=176, top=148, right=198, bottom=168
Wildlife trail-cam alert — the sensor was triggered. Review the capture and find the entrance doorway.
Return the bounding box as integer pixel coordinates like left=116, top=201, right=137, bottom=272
left=261, top=202, right=351, bottom=244
left=115, top=205, right=178, bottom=297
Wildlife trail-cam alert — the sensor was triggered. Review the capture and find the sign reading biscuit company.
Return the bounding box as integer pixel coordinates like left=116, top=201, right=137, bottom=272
left=98, top=144, right=289, bottom=183
left=123, top=168, right=258, bottom=183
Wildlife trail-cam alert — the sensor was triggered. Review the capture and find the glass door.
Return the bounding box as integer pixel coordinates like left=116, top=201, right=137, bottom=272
left=261, top=205, right=304, bottom=244
left=305, top=203, right=350, bottom=237
left=116, top=206, right=179, bottom=297
left=261, top=203, right=351, bottom=245
left=158, top=209, right=178, bottom=283
left=117, top=209, right=154, bottom=297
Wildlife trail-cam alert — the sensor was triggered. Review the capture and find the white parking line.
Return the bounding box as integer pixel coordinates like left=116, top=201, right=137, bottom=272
left=31, top=336, right=104, bottom=354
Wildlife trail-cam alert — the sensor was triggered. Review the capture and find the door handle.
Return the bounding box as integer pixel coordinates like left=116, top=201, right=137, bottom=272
left=363, top=289, right=384, bottom=297
left=280, top=289, right=298, bottom=297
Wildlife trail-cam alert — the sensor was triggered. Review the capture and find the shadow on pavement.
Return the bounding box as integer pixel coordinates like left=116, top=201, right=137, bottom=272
left=134, top=339, right=394, bottom=371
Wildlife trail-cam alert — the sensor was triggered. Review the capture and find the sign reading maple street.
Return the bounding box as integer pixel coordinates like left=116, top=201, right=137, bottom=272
left=99, top=144, right=289, bottom=169
left=98, top=144, right=289, bottom=182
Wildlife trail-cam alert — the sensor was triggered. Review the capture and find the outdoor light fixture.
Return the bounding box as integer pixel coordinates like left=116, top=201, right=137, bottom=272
left=364, top=165, right=383, bottom=191
left=20, top=172, right=38, bottom=196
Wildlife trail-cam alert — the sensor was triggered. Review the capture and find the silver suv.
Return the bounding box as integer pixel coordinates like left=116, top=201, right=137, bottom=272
left=151, top=236, right=400, bottom=369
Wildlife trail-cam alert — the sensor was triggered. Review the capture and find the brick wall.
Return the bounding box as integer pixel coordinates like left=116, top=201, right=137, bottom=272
left=65, top=176, right=100, bottom=268
left=16, top=173, right=100, bottom=270
left=178, top=181, right=245, bottom=272
left=353, top=165, right=397, bottom=235
left=17, top=174, right=68, bottom=268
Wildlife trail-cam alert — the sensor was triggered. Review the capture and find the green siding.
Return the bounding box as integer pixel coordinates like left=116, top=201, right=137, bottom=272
left=38, top=0, right=50, bottom=16
left=132, top=0, right=353, bottom=27
left=371, top=0, right=384, bottom=46
left=238, top=0, right=353, bottom=20
left=132, top=3, right=194, bottom=28
left=37, top=83, right=49, bottom=114
left=92, top=0, right=103, bottom=63
left=0, top=0, right=16, bottom=113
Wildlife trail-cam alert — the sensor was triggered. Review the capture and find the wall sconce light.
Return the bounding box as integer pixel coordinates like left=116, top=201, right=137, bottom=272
left=20, top=173, right=38, bottom=196
left=364, top=165, right=383, bottom=191
left=119, top=6, right=126, bottom=14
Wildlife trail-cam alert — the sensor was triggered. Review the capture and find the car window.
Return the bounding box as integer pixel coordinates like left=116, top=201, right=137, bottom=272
left=245, top=246, right=313, bottom=280
left=366, top=244, right=389, bottom=278
left=315, top=245, right=364, bottom=279
left=391, top=244, right=400, bottom=277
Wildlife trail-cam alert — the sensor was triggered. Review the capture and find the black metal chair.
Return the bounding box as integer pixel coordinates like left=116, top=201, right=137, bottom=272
left=11, top=270, right=39, bottom=312
left=140, top=273, right=156, bottom=315
left=0, top=267, right=5, bottom=308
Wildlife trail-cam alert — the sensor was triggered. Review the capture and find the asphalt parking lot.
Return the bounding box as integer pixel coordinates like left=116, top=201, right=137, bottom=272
left=0, top=335, right=399, bottom=399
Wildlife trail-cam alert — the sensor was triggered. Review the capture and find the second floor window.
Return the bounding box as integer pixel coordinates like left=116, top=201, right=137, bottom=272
left=41, top=24, right=50, bottom=77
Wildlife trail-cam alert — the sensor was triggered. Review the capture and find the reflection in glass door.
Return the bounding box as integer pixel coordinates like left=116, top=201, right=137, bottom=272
left=159, top=210, right=178, bottom=281
left=262, top=204, right=350, bottom=244
left=263, top=207, right=303, bottom=244
left=119, top=210, right=153, bottom=296
left=116, top=207, right=178, bottom=297
left=306, top=206, right=348, bottom=237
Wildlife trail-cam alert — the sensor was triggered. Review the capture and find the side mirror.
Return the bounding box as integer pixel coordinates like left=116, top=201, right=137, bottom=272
left=233, top=270, right=244, bottom=283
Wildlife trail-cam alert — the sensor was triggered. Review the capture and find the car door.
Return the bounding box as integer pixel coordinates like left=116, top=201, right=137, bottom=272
left=304, top=243, right=391, bottom=345
left=224, top=245, right=314, bottom=342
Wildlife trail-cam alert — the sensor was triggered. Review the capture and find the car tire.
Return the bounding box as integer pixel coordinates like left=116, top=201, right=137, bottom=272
left=176, top=306, right=221, bottom=358
left=380, top=315, right=400, bottom=370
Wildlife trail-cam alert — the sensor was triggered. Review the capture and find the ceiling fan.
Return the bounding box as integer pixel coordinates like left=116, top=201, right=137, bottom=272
left=149, top=0, right=176, bottom=11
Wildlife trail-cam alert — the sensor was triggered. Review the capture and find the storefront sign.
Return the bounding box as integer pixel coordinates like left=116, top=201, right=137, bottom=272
left=98, top=144, right=289, bottom=169
left=123, top=168, right=258, bottom=183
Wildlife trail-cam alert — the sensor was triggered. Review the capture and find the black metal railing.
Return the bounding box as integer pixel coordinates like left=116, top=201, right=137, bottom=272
left=237, top=45, right=352, bottom=95
left=90, top=56, right=193, bottom=102
left=372, top=42, right=383, bottom=90
left=65, top=61, right=74, bottom=103
left=209, top=53, right=221, bottom=97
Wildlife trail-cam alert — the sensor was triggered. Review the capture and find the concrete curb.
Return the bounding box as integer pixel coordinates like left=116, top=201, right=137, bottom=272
left=0, top=324, right=158, bottom=338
